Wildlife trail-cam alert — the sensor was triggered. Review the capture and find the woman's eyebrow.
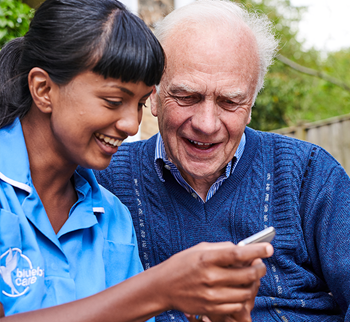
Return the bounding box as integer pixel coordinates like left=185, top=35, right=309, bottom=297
left=142, top=90, right=153, bottom=98
left=101, top=87, right=152, bottom=99
left=102, top=84, right=135, bottom=97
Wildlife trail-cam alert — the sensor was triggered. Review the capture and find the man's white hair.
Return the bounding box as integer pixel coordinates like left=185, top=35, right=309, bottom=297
left=154, top=0, right=279, bottom=99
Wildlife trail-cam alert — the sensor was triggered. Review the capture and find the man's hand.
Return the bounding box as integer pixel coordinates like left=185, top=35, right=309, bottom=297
left=152, top=241, right=273, bottom=317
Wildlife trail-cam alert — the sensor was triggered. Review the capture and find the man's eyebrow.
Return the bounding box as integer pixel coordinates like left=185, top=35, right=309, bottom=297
left=102, top=84, right=135, bottom=97
left=169, top=84, right=197, bottom=94
left=220, top=90, right=245, bottom=100
left=169, top=85, right=245, bottom=99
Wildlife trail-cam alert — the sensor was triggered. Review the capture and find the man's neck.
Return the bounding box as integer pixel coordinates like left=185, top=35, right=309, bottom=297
left=178, top=169, right=224, bottom=201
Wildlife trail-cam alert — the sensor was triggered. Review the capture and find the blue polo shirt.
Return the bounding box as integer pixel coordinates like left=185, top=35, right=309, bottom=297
left=0, top=119, right=151, bottom=319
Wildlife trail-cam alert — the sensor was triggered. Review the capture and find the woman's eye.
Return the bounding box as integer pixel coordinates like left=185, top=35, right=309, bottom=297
left=104, top=99, right=122, bottom=108
left=138, top=102, right=147, bottom=109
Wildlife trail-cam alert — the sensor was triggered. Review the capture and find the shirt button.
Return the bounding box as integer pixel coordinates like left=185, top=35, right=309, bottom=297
left=192, top=193, right=197, bottom=199
left=164, top=165, right=171, bottom=170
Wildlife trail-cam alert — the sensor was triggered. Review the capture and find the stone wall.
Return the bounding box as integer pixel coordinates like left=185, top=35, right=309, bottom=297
left=139, top=0, right=174, bottom=29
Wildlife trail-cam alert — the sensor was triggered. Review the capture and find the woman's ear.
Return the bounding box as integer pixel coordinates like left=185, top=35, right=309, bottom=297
left=28, top=67, right=55, bottom=114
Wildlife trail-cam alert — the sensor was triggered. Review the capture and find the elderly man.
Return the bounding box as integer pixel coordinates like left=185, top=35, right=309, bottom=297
left=95, top=0, right=350, bottom=321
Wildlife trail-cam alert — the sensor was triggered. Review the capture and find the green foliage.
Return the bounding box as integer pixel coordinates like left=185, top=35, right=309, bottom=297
left=298, top=49, right=350, bottom=123
left=252, top=62, right=309, bottom=130
left=0, top=0, right=34, bottom=48
left=235, top=0, right=350, bottom=131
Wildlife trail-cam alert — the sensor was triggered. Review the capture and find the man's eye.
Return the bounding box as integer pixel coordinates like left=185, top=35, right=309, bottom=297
left=219, top=99, right=240, bottom=111
left=172, top=95, right=201, bottom=106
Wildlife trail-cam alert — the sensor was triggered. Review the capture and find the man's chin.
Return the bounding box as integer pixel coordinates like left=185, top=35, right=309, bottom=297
left=179, top=164, right=224, bottom=184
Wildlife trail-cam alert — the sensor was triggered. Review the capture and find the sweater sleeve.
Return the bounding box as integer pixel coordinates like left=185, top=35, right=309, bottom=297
left=302, top=148, right=350, bottom=318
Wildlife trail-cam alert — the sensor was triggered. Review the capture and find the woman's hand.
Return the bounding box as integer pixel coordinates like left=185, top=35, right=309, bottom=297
left=185, top=258, right=266, bottom=322
left=150, top=241, right=273, bottom=317
left=0, top=302, right=4, bottom=318
left=0, top=243, right=272, bottom=322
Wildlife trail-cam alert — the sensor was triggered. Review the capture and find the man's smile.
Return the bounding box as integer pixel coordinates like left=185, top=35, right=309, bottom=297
left=188, top=139, right=215, bottom=150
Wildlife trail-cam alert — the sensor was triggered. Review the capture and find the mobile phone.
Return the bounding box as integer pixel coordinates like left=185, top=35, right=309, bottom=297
left=237, top=226, right=276, bottom=246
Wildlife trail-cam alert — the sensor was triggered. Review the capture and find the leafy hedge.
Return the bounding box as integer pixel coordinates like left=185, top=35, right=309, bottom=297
left=0, top=0, right=34, bottom=48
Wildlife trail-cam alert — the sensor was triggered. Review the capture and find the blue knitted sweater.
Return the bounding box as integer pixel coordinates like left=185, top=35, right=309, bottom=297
left=95, top=127, right=350, bottom=322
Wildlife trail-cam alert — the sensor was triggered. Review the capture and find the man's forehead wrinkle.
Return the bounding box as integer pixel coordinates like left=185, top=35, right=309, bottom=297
left=165, top=36, right=259, bottom=78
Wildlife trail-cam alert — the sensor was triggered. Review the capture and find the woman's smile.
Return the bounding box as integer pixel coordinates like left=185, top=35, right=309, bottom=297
left=95, top=132, right=124, bottom=147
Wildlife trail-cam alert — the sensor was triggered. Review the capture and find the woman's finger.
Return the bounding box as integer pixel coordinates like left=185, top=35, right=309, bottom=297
left=185, top=313, right=211, bottom=322
left=151, top=241, right=272, bottom=316
left=193, top=242, right=273, bottom=268
left=191, top=258, right=266, bottom=291
left=0, top=302, right=4, bottom=318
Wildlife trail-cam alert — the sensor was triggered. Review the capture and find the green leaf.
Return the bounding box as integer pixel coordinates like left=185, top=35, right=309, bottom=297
left=0, top=0, right=32, bottom=48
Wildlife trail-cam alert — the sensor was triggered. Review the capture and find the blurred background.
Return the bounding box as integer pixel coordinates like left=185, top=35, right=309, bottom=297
left=1, top=0, right=349, bottom=172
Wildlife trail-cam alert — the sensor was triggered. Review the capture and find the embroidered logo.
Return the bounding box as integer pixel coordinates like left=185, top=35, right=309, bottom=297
left=0, top=248, right=44, bottom=297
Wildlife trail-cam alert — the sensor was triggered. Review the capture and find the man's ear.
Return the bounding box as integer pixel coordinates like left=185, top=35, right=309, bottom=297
left=247, top=108, right=252, bottom=124
left=150, top=86, right=159, bottom=117
left=28, top=67, right=55, bottom=114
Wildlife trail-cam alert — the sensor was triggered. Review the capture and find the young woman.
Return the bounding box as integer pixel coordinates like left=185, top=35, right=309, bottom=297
left=0, top=0, right=273, bottom=321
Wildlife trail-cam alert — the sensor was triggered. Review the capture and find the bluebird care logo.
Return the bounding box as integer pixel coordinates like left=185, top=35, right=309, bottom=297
left=0, top=248, right=44, bottom=297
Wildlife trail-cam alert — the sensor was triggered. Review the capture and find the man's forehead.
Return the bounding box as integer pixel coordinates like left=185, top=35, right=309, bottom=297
left=163, top=20, right=257, bottom=53
left=163, top=24, right=259, bottom=73
left=159, top=21, right=260, bottom=100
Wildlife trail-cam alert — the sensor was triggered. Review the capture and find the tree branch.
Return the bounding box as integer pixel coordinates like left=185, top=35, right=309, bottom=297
left=276, top=54, right=350, bottom=93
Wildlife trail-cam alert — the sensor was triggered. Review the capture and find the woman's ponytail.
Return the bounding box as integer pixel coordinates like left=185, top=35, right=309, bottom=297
left=0, top=37, right=31, bottom=128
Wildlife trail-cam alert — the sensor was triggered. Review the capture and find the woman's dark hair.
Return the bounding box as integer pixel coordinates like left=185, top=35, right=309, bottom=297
left=0, top=0, right=165, bottom=128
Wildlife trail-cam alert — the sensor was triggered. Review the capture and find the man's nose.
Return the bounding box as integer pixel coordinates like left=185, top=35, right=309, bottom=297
left=190, top=99, right=220, bottom=135
left=114, top=106, right=141, bottom=137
